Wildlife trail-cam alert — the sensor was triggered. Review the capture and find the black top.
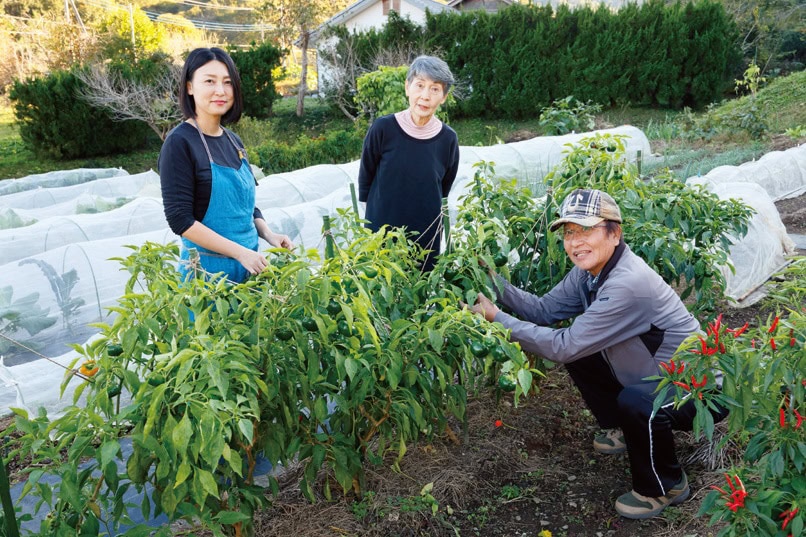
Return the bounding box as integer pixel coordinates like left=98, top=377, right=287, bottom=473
left=158, top=121, right=263, bottom=236
left=358, top=114, right=459, bottom=245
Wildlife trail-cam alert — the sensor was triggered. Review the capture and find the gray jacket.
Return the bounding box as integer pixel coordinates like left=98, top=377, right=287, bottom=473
left=493, top=242, right=700, bottom=387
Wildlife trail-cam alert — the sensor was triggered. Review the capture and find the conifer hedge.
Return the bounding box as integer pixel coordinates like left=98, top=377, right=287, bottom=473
left=423, top=0, right=740, bottom=117
left=331, top=0, right=740, bottom=118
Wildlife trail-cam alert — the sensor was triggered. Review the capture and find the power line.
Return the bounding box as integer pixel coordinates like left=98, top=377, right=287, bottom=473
left=77, top=0, right=274, bottom=32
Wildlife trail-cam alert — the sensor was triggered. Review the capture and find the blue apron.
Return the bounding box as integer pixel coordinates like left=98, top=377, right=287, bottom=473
left=179, top=123, right=258, bottom=284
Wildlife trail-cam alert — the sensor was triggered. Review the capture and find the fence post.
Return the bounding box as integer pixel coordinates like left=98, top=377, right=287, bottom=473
left=323, top=216, right=335, bottom=260
left=349, top=183, right=359, bottom=219
left=1, top=450, right=20, bottom=537
left=442, top=198, right=451, bottom=254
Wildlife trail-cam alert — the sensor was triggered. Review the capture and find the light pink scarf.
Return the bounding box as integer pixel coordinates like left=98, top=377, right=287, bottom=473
left=394, top=110, right=443, bottom=140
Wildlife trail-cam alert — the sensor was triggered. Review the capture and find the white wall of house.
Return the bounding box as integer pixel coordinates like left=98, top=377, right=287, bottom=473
left=315, top=1, right=435, bottom=96
left=341, top=2, right=430, bottom=33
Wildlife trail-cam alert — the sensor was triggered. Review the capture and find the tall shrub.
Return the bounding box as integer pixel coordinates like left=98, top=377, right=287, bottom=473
left=423, top=0, right=740, bottom=116
left=9, top=69, right=151, bottom=159
left=229, top=41, right=284, bottom=119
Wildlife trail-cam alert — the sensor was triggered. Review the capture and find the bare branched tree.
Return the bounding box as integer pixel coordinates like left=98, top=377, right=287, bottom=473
left=76, top=62, right=182, bottom=141
left=318, top=37, right=427, bottom=121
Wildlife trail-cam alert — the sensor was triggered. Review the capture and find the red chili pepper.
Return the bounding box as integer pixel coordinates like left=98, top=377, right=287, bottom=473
left=769, top=316, right=779, bottom=334
left=771, top=338, right=777, bottom=351
left=677, top=362, right=685, bottom=374
left=751, top=339, right=756, bottom=348
left=673, top=381, right=691, bottom=391
left=494, top=419, right=503, bottom=428
left=727, top=322, right=749, bottom=338
left=780, top=507, right=799, bottom=530
left=691, top=374, right=708, bottom=388
left=719, top=342, right=726, bottom=354
left=718, top=473, right=747, bottom=512
left=794, top=409, right=803, bottom=429
left=660, top=360, right=675, bottom=375
left=780, top=408, right=787, bottom=428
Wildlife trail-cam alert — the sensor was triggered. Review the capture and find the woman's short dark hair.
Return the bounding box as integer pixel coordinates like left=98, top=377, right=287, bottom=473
left=178, top=47, right=243, bottom=125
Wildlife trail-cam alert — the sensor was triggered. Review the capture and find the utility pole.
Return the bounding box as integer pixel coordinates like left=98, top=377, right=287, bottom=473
left=129, top=4, right=136, bottom=63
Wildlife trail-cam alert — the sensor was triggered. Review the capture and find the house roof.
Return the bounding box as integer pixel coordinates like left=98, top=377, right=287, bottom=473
left=307, top=0, right=455, bottom=45
left=446, top=0, right=513, bottom=7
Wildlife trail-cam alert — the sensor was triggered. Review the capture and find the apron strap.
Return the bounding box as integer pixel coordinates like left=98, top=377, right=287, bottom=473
left=188, top=119, right=215, bottom=163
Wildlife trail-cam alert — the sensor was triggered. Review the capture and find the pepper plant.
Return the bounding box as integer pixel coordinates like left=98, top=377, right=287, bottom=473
left=8, top=212, right=534, bottom=536
left=655, top=258, right=806, bottom=537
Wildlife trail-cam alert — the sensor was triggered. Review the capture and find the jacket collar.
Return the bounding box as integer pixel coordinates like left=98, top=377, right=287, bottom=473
left=587, top=239, right=626, bottom=296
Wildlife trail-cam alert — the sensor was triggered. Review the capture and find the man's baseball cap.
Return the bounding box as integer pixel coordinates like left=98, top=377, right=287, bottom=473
left=548, top=188, right=623, bottom=232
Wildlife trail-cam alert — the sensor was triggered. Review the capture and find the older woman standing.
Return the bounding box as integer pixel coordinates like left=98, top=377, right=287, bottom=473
left=358, top=55, right=460, bottom=271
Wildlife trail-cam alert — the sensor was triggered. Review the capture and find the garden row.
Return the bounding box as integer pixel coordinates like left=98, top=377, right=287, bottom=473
left=2, top=138, right=802, bottom=537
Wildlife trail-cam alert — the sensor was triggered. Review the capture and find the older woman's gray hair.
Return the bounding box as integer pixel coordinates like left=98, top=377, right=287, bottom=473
left=407, top=55, right=455, bottom=92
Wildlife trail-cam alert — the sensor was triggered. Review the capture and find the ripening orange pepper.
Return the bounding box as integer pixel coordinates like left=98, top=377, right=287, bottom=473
left=78, top=360, right=99, bottom=378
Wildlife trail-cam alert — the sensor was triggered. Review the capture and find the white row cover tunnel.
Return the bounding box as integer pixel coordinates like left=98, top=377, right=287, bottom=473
left=2, top=127, right=802, bottom=418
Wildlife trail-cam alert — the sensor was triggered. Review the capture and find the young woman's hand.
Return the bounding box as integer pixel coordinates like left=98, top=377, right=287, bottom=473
left=267, top=231, right=294, bottom=249
left=236, top=247, right=269, bottom=275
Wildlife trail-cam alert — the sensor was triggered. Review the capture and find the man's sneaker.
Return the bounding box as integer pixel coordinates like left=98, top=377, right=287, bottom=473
left=615, top=472, right=690, bottom=519
left=593, top=428, right=626, bottom=454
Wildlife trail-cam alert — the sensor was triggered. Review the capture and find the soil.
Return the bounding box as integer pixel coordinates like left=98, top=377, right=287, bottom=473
left=1, top=194, right=804, bottom=537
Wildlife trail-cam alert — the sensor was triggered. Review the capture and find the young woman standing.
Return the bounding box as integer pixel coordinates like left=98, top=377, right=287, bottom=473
left=159, top=47, right=292, bottom=283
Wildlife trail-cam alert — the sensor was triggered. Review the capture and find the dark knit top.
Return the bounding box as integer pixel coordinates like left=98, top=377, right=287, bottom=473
left=357, top=114, right=459, bottom=250
left=158, top=121, right=263, bottom=236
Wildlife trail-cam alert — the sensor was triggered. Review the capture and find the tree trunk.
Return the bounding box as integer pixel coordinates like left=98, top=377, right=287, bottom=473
left=296, top=28, right=309, bottom=118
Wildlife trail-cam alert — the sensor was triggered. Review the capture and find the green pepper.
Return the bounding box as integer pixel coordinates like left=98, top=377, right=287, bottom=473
left=107, top=384, right=122, bottom=398
left=326, top=299, right=341, bottom=316
left=148, top=373, right=166, bottom=387
left=493, top=251, right=508, bottom=267
left=491, top=346, right=508, bottom=364
left=337, top=319, right=353, bottom=337
left=470, top=340, right=489, bottom=358
left=362, top=266, right=379, bottom=279
left=107, top=344, right=124, bottom=357
left=276, top=328, right=294, bottom=341
left=302, top=317, right=318, bottom=332
left=498, top=375, right=516, bottom=392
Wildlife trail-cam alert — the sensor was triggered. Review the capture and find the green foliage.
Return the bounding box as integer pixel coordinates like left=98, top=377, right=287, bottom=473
left=658, top=281, right=806, bottom=536
left=251, top=128, right=363, bottom=174
left=355, top=66, right=408, bottom=119
left=230, top=41, right=285, bottom=120
left=784, top=125, right=806, bottom=140
left=538, top=96, right=602, bottom=135
left=0, top=286, right=56, bottom=354
left=422, top=0, right=740, bottom=117
left=451, top=136, right=752, bottom=317
left=97, top=6, right=166, bottom=63
left=319, top=10, right=427, bottom=117
left=10, top=214, right=536, bottom=535
left=8, top=69, right=152, bottom=160
left=735, top=61, right=767, bottom=98
left=544, top=134, right=753, bottom=315
left=18, top=259, right=85, bottom=329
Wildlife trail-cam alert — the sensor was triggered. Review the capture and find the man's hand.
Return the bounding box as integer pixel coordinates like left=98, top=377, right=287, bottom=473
left=461, top=292, right=500, bottom=323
